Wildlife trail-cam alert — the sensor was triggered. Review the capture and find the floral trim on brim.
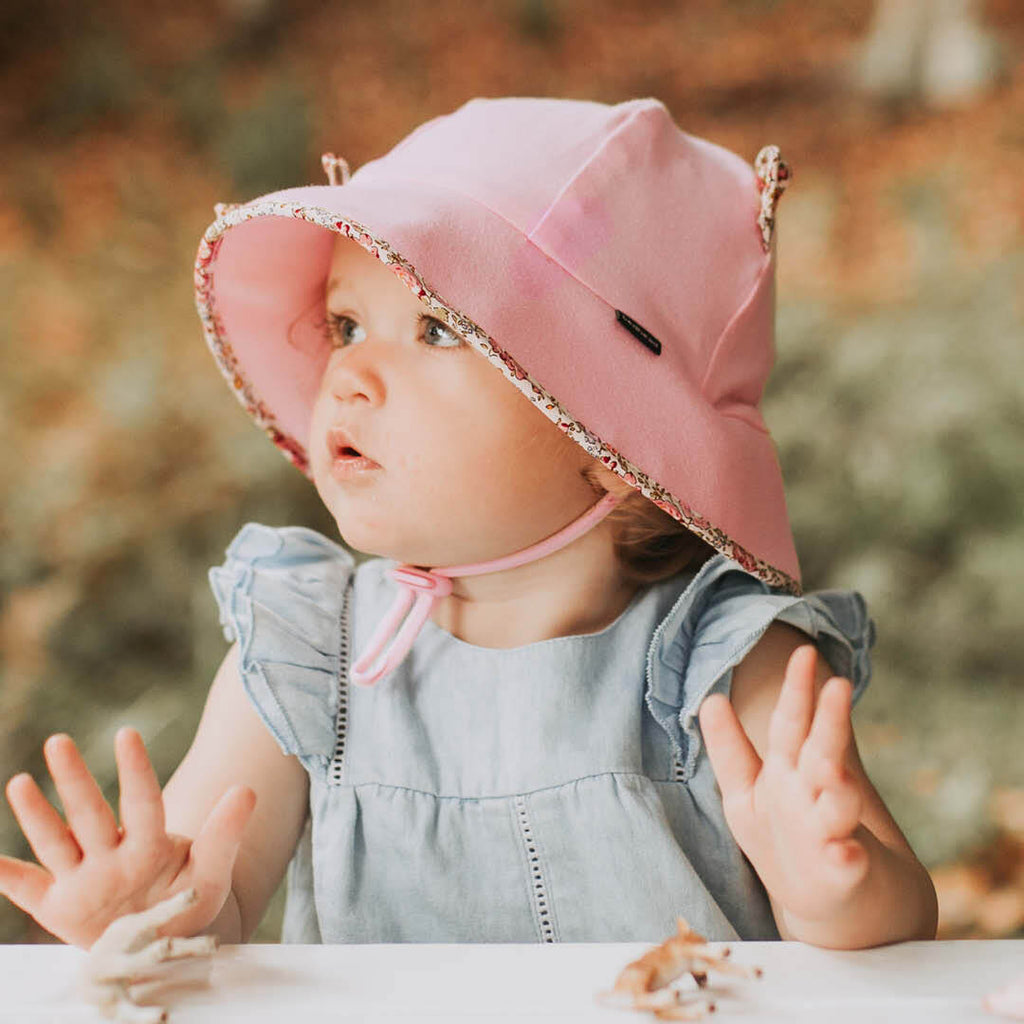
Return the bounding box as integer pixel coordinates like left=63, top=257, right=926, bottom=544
left=194, top=201, right=802, bottom=596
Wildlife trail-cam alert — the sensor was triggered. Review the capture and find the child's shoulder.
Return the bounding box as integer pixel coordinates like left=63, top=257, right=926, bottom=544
left=664, top=554, right=873, bottom=643
left=647, top=554, right=876, bottom=779
left=207, top=521, right=356, bottom=651
left=206, top=522, right=361, bottom=764
left=214, top=522, right=400, bottom=592
left=657, top=552, right=875, bottom=666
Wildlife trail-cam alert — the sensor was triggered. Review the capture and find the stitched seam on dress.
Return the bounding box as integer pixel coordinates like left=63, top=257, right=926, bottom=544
left=514, top=794, right=556, bottom=943
left=421, top=581, right=649, bottom=652
left=338, top=769, right=654, bottom=802
left=328, top=576, right=353, bottom=786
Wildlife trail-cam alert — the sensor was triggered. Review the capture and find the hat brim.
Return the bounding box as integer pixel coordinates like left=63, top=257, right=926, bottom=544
left=195, top=182, right=801, bottom=593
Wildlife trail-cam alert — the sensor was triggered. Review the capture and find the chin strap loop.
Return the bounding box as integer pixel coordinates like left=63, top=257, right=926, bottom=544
left=349, top=491, right=623, bottom=686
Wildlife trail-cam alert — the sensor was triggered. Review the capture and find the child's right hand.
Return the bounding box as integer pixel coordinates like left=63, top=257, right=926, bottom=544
left=0, top=726, right=256, bottom=949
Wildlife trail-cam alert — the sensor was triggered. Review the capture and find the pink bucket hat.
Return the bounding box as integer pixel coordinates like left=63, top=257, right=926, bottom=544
left=195, top=96, right=800, bottom=667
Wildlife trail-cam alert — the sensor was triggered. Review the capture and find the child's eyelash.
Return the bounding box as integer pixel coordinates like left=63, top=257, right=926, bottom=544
left=323, top=312, right=464, bottom=350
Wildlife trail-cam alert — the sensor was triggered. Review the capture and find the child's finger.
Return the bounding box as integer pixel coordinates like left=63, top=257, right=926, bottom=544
left=698, top=694, right=761, bottom=797
left=813, top=784, right=862, bottom=842
left=801, top=676, right=854, bottom=777
left=5, top=773, right=83, bottom=874
left=0, top=854, right=52, bottom=917
left=188, top=785, right=257, bottom=889
left=43, top=735, right=121, bottom=854
left=114, top=727, right=165, bottom=845
left=767, top=645, right=817, bottom=767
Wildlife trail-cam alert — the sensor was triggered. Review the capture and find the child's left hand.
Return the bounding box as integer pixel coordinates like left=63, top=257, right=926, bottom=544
left=698, top=644, right=871, bottom=925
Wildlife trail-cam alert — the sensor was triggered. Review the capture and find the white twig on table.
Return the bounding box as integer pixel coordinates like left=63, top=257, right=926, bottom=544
left=78, top=887, right=218, bottom=1023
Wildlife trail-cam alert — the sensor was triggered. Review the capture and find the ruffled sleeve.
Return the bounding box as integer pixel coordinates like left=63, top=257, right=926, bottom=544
left=645, top=555, right=876, bottom=781
left=208, top=523, right=355, bottom=766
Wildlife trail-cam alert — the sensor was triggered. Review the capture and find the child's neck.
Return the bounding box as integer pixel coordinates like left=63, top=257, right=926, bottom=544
left=426, top=538, right=640, bottom=650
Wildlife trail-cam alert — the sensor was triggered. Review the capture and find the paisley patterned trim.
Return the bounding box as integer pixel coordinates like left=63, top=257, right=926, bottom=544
left=754, top=145, right=791, bottom=253
left=194, top=201, right=801, bottom=596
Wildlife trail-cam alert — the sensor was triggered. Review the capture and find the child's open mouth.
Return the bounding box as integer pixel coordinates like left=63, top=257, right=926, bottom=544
left=326, top=427, right=381, bottom=476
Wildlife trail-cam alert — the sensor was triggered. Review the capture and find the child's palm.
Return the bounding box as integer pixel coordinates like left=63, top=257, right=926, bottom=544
left=699, top=645, right=870, bottom=923
left=1, top=728, right=254, bottom=949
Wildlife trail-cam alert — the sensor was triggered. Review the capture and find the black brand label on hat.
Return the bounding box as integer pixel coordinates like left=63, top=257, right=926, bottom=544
left=615, top=310, right=662, bottom=356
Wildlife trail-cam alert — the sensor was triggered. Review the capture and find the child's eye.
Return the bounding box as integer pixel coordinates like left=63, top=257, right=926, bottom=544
left=324, top=311, right=464, bottom=351
left=326, top=314, right=366, bottom=347
left=418, top=313, right=464, bottom=350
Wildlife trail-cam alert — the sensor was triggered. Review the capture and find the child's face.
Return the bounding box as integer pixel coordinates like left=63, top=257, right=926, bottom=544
left=309, top=235, right=603, bottom=567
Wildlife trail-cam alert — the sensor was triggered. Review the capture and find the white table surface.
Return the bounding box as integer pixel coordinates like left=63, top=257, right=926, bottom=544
left=1, top=939, right=1021, bottom=1023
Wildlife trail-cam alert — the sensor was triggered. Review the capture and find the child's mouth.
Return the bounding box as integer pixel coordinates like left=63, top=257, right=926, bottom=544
left=326, top=427, right=381, bottom=474
left=335, top=445, right=375, bottom=463
left=328, top=451, right=381, bottom=482
left=328, top=429, right=369, bottom=458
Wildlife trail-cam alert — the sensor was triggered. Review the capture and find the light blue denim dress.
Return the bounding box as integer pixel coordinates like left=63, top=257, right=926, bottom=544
left=208, top=523, right=875, bottom=944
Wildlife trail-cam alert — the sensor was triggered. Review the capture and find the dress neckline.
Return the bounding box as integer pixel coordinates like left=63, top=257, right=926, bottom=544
left=409, top=570, right=695, bottom=655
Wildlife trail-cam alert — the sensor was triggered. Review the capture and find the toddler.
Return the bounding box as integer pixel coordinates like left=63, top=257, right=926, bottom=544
left=1, top=97, right=937, bottom=950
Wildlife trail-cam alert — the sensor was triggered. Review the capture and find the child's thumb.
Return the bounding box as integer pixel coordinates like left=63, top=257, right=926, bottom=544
left=188, top=785, right=256, bottom=885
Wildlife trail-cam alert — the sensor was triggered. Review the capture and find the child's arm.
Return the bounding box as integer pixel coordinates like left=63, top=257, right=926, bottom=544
left=698, top=622, right=938, bottom=949
left=161, top=642, right=309, bottom=943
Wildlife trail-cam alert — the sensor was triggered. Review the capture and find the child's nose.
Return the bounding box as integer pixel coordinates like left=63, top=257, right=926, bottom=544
left=325, top=347, right=386, bottom=406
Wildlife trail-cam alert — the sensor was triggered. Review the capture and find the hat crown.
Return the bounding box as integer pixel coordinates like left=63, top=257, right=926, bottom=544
left=353, top=96, right=772, bottom=407
left=353, top=97, right=652, bottom=232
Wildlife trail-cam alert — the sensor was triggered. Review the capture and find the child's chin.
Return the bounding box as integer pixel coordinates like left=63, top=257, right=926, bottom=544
left=330, top=518, right=389, bottom=559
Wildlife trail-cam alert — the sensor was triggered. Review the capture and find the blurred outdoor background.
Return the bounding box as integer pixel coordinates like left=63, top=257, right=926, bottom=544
left=1, top=0, right=1021, bottom=943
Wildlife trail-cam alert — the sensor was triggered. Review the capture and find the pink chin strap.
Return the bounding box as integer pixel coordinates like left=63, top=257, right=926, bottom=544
left=350, top=491, right=623, bottom=686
